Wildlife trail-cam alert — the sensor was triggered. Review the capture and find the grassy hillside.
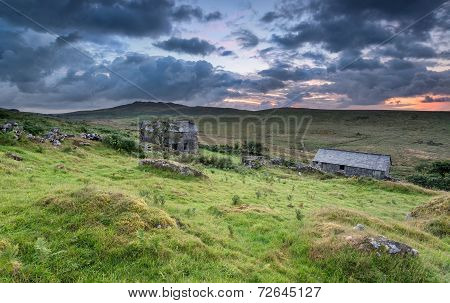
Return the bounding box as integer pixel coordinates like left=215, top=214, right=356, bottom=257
left=57, top=102, right=450, bottom=178
left=0, top=110, right=449, bottom=282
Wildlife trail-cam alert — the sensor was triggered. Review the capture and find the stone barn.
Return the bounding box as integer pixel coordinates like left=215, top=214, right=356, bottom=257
left=139, top=120, right=198, bottom=153
left=311, top=149, right=391, bottom=179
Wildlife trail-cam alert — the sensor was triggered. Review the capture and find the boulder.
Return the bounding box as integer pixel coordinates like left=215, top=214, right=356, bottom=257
left=242, top=156, right=265, bottom=169
left=353, top=223, right=365, bottom=231
left=270, top=157, right=283, bottom=166
left=357, top=236, right=418, bottom=256
left=81, top=133, right=102, bottom=141
left=1, top=122, right=13, bottom=132
left=296, top=163, right=321, bottom=173
left=140, top=159, right=205, bottom=177
left=6, top=152, right=23, bottom=161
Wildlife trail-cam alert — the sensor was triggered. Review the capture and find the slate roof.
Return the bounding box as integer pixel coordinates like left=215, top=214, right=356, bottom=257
left=313, top=149, right=391, bottom=172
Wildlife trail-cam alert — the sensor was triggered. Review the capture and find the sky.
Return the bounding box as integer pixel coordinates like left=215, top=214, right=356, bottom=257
left=0, top=0, right=449, bottom=113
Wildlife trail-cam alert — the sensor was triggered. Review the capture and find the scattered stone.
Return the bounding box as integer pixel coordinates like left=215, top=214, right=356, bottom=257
left=295, top=163, right=321, bottom=173
left=81, top=133, right=102, bottom=141
left=27, top=134, right=45, bottom=143
left=241, top=156, right=265, bottom=169
left=6, top=152, right=23, bottom=161
left=55, top=164, right=65, bottom=170
left=77, top=141, right=91, bottom=146
left=139, top=159, right=206, bottom=177
left=44, top=128, right=72, bottom=146
left=358, top=236, right=419, bottom=256
left=1, top=122, right=13, bottom=132
left=405, top=212, right=413, bottom=221
left=270, top=157, right=283, bottom=166
left=353, top=223, right=365, bottom=231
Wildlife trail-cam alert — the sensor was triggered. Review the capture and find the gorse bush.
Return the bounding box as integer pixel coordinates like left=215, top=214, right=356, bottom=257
left=407, top=160, right=450, bottom=191
left=196, top=154, right=235, bottom=170
left=232, top=195, right=241, bottom=205
left=23, top=121, right=45, bottom=136
left=103, top=134, right=138, bottom=154
left=0, top=132, right=16, bottom=146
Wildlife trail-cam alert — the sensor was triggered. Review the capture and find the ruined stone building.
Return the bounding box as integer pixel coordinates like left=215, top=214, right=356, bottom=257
left=139, top=120, right=198, bottom=153
left=312, top=148, right=391, bottom=179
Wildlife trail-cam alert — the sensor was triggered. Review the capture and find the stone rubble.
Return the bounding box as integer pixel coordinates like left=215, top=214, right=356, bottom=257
left=81, top=133, right=102, bottom=141
left=139, top=159, right=206, bottom=177
left=6, top=152, right=23, bottom=161
left=358, top=236, right=419, bottom=256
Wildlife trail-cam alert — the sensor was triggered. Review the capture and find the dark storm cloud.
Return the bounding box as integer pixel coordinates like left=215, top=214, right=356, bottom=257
left=322, top=59, right=450, bottom=106
left=258, top=64, right=325, bottom=81
left=154, top=37, right=217, bottom=56
left=422, top=95, right=450, bottom=103
left=0, top=0, right=221, bottom=39
left=302, top=51, right=326, bottom=63
left=335, top=50, right=383, bottom=71
left=204, top=11, right=223, bottom=22
left=270, top=0, right=448, bottom=53
left=0, top=28, right=93, bottom=93
left=260, top=11, right=280, bottom=23
left=55, top=32, right=81, bottom=46
left=241, top=77, right=285, bottom=93
left=233, top=29, right=260, bottom=49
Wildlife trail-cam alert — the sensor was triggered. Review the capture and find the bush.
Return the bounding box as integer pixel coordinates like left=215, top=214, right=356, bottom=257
left=406, top=161, right=450, bottom=191
left=196, top=153, right=235, bottom=170
left=425, top=217, right=449, bottom=238
left=0, top=132, right=16, bottom=146
left=232, top=195, right=241, bottom=205
left=23, top=121, right=45, bottom=136
left=407, top=174, right=450, bottom=191
left=103, top=134, right=138, bottom=154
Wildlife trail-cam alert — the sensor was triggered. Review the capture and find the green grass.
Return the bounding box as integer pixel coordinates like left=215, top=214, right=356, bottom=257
left=53, top=101, right=450, bottom=178
left=0, top=134, right=448, bottom=282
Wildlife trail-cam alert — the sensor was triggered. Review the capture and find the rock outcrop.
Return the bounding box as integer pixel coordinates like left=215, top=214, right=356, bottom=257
left=81, top=133, right=102, bottom=141
left=139, top=159, right=205, bottom=177
left=355, top=236, right=419, bottom=256
left=6, top=152, right=23, bottom=161
left=242, top=156, right=265, bottom=169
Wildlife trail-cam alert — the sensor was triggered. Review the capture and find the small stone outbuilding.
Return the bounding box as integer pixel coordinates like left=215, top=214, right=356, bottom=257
left=139, top=120, right=198, bottom=153
left=312, top=148, right=391, bottom=179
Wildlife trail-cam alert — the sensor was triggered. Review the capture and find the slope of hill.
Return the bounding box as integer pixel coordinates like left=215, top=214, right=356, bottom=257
left=0, top=110, right=449, bottom=282
left=56, top=101, right=450, bottom=178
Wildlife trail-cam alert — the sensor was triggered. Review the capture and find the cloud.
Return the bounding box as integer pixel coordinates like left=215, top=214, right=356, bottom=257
left=233, top=29, right=260, bottom=48
left=154, top=37, right=217, bottom=56
left=0, top=0, right=222, bottom=39
left=204, top=11, right=223, bottom=22
left=270, top=0, right=448, bottom=54
left=422, top=95, right=450, bottom=103
left=260, top=11, right=280, bottom=23
left=258, top=64, right=325, bottom=81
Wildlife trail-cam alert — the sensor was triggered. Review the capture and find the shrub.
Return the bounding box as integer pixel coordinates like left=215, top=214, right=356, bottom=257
left=103, top=134, right=138, bottom=154
left=23, top=121, right=45, bottom=136
left=407, top=161, right=450, bottom=191
left=425, top=217, right=449, bottom=238
left=232, top=195, right=241, bottom=205
left=196, top=153, right=235, bottom=170
left=0, top=132, right=16, bottom=146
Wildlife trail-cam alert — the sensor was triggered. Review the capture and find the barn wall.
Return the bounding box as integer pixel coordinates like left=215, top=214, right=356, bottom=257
left=314, top=162, right=386, bottom=179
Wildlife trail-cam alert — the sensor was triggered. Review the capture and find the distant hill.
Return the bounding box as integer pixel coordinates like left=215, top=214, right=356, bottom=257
left=56, top=101, right=247, bottom=120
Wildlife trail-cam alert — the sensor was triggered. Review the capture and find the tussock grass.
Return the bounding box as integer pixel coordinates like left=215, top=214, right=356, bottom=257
left=39, top=187, right=176, bottom=233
